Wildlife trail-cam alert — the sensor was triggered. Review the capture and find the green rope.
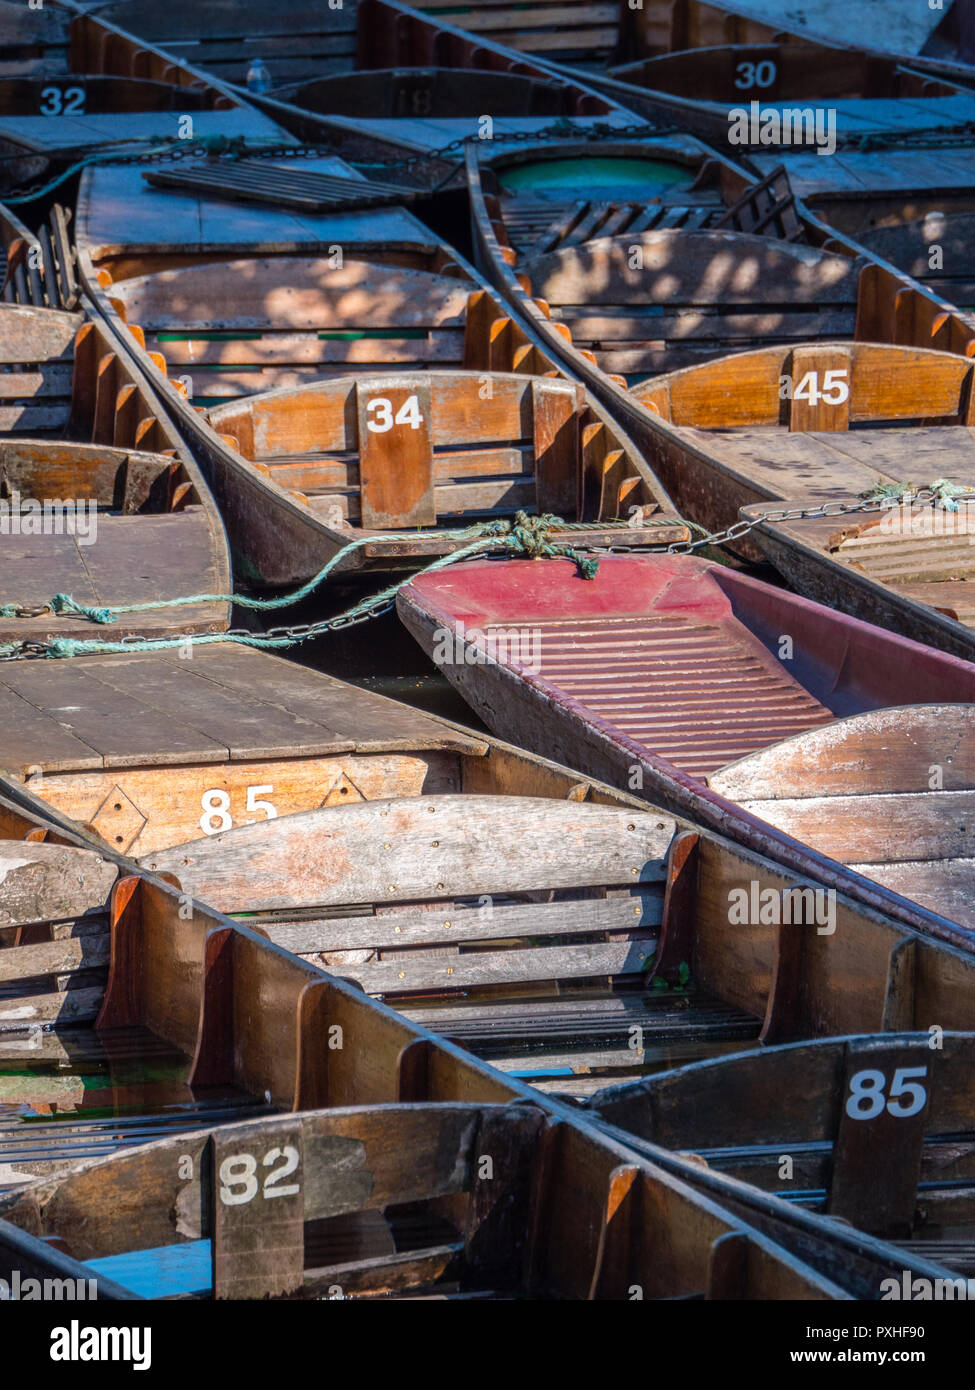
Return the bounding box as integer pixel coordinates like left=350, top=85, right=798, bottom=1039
left=859, top=478, right=975, bottom=512
left=0, top=511, right=603, bottom=660
left=19, top=520, right=512, bottom=627
left=23, top=515, right=688, bottom=628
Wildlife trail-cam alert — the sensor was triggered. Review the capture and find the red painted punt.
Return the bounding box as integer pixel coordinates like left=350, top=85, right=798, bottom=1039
left=398, top=553, right=975, bottom=937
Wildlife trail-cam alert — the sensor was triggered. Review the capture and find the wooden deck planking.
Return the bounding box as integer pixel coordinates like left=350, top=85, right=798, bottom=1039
left=0, top=107, right=282, bottom=157
left=78, top=162, right=439, bottom=262
left=0, top=645, right=481, bottom=777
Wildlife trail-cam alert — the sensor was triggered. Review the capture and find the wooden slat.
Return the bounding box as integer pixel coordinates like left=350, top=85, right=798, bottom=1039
left=357, top=379, right=435, bottom=528
left=260, top=890, right=661, bottom=954
left=138, top=796, right=674, bottom=913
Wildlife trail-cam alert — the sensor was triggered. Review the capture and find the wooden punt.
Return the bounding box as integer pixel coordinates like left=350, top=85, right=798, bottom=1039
left=0, top=299, right=230, bottom=643
left=0, top=862, right=965, bottom=1298
left=267, top=0, right=642, bottom=162
left=465, top=132, right=975, bottom=388
left=464, top=135, right=975, bottom=425
left=709, top=705, right=975, bottom=932
left=858, top=212, right=975, bottom=315
left=6, top=638, right=975, bottom=1094
left=0, top=4, right=285, bottom=195
left=396, top=549, right=975, bottom=933
left=0, top=1098, right=852, bottom=1300
left=73, top=174, right=685, bottom=583
left=86, top=0, right=640, bottom=165
left=631, top=341, right=975, bottom=659
left=201, top=369, right=683, bottom=565
left=0, top=654, right=742, bottom=1091
left=592, top=42, right=975, bottom=147
left=587, top=1032, right=975, bottom=1264
left=402, top=0, right=975, bottom=79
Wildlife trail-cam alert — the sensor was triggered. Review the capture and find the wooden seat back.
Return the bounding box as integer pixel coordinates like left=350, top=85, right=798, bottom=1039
left=635, top=341, right=975, bottom=431
left=208, top=371, right=591, bottom=526
left=138, top=796, right=675, bottom=1000
left=0, top=1098, right=840, bottom=1299
left=106, top=257, right=472, bottom=403
left=589, top=1031, right=975, bottom=1238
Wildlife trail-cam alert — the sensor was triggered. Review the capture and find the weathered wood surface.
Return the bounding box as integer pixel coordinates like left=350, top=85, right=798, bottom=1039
left=0, top=1100, right=845, bottom=1300
left=0, top=108, right=280, bottom=161
left=0, top=301, right=232, bottom=637
left=135, top=795, right=666, bottom=1000
left=0, top=823, right=972, bottom=1294
left=77, top=161, right=440, bottom=265
left=0, top=841, right=116, bottom=927
left=711, top=705, right=975, bottom=802
left=138, top=796, right=674, bottom=910
left=205, top=369, right=675, bottom=534
left=625, top=342, right=975, bottom=655
left=0, top=444, right=227, bottom=642
left=0, top=644, right=488, bottom=853
left=589, top=1031, right=972, bottom=1239
left=710, top=706, right=975, bottom=929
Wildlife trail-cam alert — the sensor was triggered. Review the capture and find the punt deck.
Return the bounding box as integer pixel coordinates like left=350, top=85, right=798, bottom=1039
left=0, top=3, right=285, bottom=195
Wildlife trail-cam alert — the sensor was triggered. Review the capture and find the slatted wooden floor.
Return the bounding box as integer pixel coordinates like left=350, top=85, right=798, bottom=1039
left=77, top=158, right=442, bottom=265
left=0, top=644, right=478, bottom=781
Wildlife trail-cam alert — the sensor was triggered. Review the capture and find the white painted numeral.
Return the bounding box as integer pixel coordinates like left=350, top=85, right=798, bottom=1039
left=219, top=1153, right=259, bottom=1206
left=245, top=784, right=277, bottom=820
left=793, top=368, right=849, bottom=407
left=219, top=1147, right=301, bottom=1205
left=200, top=788, right=232, bottom=835
left=365, top=395, right=424, bottom=433
left=40, top=85, right=86, bottom=115
left=200, top=785, right=278, bottom=834
left=263, top=1146, right=300, bottom=1198
left=734, top=60, right=776, bottom=90
left=845, top=1066, right=928, bottom=1121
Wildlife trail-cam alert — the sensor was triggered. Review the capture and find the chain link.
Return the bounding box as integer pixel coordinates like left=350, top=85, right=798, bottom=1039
left=665, top=488, right=959, bottom=555
left=1, top=115, right=681, bottom=201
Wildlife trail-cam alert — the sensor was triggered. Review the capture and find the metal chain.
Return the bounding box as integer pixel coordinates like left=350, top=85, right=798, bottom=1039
left=4, top=487, right=964, bottom=660
left=0, top=116, right=681, bottom=200
left=663, top=488, right=958, bottom=556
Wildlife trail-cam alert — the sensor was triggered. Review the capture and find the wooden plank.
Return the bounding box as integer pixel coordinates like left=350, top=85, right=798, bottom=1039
left=115, top=258, right=469, bottom=332
left=711, top=706, right=975, bottom=801
left=0, top=986, right=103, bottom=1030
left=0, top=680, right=103, bottom=775
left=0, top=934, right=110, bottom=984
left=342, top=939, right=654, bottom=994
left=211, top=1118, right=305, bottom=1299
left=357, top=379, right=435, bottom=529
left=0, top=843, right=116, bottom=928
left=162, top=643, right=478, bottom=754
left=0, top=662, right=229, bottom=770
left=138, top=796, right=675, bottom=913
left=532, top=380, right=579, bottom=516
left=827, top=1038, right=929, bottom=1237
left=71, top=654, right=365, bottom=763
left=733, top=790, right=975, bottom=864
left=788, top=346, right=851, bottom=433
left=259, top=890, right=661, bottom=954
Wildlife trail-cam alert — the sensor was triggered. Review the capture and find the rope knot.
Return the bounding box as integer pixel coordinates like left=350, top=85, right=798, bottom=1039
left=506, top=511, right=599, bottom=579
left=49, top=594, right=116, bottom=624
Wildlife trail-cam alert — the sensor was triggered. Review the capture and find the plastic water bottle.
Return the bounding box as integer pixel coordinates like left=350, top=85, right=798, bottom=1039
left=246, top=60, right=272, bottom=94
